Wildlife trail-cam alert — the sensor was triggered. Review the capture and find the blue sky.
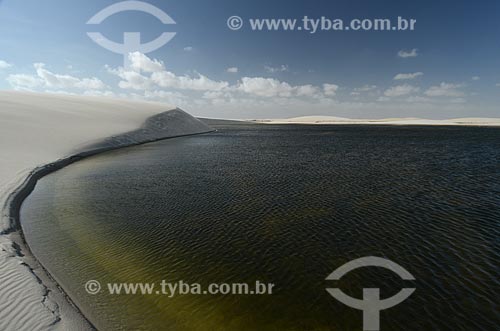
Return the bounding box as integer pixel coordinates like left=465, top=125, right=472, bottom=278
left=0, top=0, right=499, bottom=119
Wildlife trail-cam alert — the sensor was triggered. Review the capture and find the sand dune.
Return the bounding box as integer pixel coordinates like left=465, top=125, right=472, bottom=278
left=0, top=91, right=212, bottom=331
left=255, top=116, right=500, bottom=126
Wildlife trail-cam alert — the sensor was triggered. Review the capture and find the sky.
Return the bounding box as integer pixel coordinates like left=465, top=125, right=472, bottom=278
left=0, top=0, right=499, bottom=119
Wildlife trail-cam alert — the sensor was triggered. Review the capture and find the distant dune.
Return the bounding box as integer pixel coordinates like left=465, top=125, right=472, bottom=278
left=0, top=91, right=212, bottom=331
left=254, top=116, right=500, bottom=126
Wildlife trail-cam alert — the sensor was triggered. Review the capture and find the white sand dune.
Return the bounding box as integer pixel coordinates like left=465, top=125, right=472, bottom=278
left=255, top=115, right=500, bottom=126
left=0, top=91, right=212, bottom=331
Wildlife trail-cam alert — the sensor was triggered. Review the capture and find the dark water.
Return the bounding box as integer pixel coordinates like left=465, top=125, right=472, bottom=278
left=21, top=124, right=499, bottom=330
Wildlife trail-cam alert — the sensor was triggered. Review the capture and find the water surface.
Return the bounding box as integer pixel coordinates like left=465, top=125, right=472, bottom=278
left=21, top=124, right=499, bottom=330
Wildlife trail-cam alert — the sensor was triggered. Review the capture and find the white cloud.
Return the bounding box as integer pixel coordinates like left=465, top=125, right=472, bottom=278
left=237, top=77, right=294, bottom=97
left=234, top=77, right=334, bottom=99
left=226, top=67, right=238, bottom=73
left=7, top=74, right=42, bottom=89
left=496, top=83, right=500, bottom=87
left=107, top=54, right=338, bottom=99
left=0, top=60, right=12, bottom=69
left=183, top=46, right=194, bottom=52
left=384, top=84, right=420, bottom=97
left=4, top=52, right=479, bottom=120
left=323, top=84, right=339, bottom=96
left=471, top=76, right=480, bottom=81
left=113, top=70, right=154, bottom=90
left=152, top=71, right=229, bottom=91
left=398, top=49, right=418, bottom=58
left=109, top=53, right=229, bottom=92
left=8, top=63, right=106, bottom=90
left=394, top=72, right=423, bottom=80
left=202, top=91, right=228, bottom=99
left=76, top=77, right=107, bottom=90
left=128, top=52, right=165, bottom=73
left=296, top=84, right=321, bottom=97
left=351, top=85, right=377, bottom=95
left=264, top=65, right=289, bottom=73
left=354, top=85, right=377, bottom=92
left=424, top=82, right=465, bottom=97
left=34, top=63, right=107, bottom=90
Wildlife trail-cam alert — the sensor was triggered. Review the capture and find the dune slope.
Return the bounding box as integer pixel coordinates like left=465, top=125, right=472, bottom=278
left=0, top=91, right=212, bottom=331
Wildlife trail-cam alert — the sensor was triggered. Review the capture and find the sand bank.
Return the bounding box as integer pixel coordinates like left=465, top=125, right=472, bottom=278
left=0, top=91, right=212, bottom=330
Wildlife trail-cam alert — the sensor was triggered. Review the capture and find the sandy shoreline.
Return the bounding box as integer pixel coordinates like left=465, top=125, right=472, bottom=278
left=0, top=91, right=212, bottom=331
